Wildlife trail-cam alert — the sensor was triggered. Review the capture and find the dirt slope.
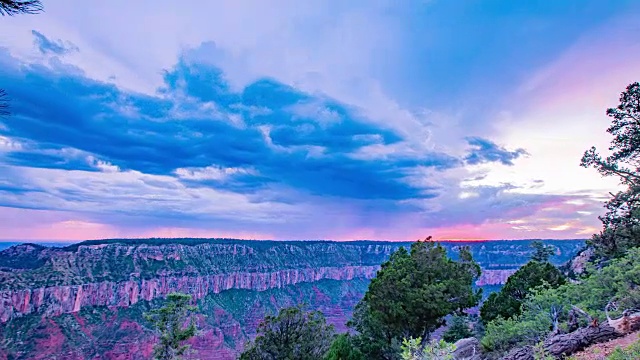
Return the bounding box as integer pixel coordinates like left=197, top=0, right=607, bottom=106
left=571, top=331, right=640, bottom=360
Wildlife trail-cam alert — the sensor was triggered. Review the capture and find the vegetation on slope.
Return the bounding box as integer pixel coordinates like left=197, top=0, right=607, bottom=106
left=348, top=240, right=482, bottom=359
left=469, top=81, right=640, bottom=359
left=144, top=293, right=199, bottom=360
left=442, top=315, right=475, bottom=343
left=607, top=334, right=640, bottom=360
left=400, top=337, right=456, bottom=360
left=480, top=247, right=640, bottom=354
left=480, top=242, right=566, bottom=324
left=325, top=334, right=366, bottom=360
left=239, top=305, right=335, bottom=360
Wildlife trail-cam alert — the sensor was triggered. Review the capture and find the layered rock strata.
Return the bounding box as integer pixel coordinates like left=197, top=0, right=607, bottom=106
left=0, top=266, right=378, bottom=322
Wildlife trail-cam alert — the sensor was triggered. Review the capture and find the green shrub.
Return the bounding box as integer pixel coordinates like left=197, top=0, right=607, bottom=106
left=239, top=305, right=335, bottom=360
left=442, top=315, right=474, bottom=343
left=325, top=334, right=365, bottom=360
left=480, top=260, right=566, bottom=324
left=481, top=247, right=640, bottom=355
left=480, top=312, right=551, bottom=353
left=144, top=293, right=199, bottom=360
left=400, top=337, right=456, bottom=360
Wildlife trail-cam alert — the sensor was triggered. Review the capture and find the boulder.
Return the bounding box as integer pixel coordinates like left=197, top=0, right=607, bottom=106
left=454, top=337, right=483, bottom=359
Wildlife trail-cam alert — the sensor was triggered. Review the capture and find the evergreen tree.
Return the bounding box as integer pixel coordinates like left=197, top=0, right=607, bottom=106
left=144, top=293, right=199, bottom=360
left=581, top=82, right=640, bottom=258
left=442, top=315, right=474, bottom=343
left=350, top=239, right=482, bottom=358
left=530, top=241, right=555, bottom=262
left=480, top=261, right=565, bottom=324
left=240, top=305, right=336, bottom=360
left=325, top=334, right=365, bottom=360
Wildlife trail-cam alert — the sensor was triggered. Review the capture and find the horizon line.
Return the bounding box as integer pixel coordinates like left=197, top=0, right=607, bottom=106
left=0, top=237, right=589, bottom=244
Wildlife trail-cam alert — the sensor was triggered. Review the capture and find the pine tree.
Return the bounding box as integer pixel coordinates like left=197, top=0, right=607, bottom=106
left=581, top=82, right=640, bottom=258
left=480, top=261, right=565, bottom=324
left=442, top=315, right=473, bottom=343
left=325, top=334, right=365, bottom=360
left=530, top=241, right=555, bottom=262
left=240, top=305, right=336, bottom=360
left=350, top=239, right=482, bottom=357
left=144, top=293, right=198, bottom=360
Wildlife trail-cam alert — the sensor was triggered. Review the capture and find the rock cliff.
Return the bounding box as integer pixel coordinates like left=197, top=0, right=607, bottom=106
left=1, top=266, right=518, bottom=323
left=0, top=266, right=379, bottom=322
left=0, top=238, right=584, bottom=359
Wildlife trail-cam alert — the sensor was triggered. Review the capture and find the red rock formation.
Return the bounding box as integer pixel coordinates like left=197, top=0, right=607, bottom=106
left=4, top=239, right=581, bottom=359
left=0, top=266, right=379, bottom=323
left=475, top=269, right=517, bottom=286
left=0, top=267, right=515, bottom=323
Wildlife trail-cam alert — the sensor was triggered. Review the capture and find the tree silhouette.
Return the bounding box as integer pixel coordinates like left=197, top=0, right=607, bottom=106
left=0, top=0, right=42, bottom=16
left=0, top=89, right=8, bottom=117
left=1, top=1, right=44, bottom=116
left=581, top=82, right=640, bottom=257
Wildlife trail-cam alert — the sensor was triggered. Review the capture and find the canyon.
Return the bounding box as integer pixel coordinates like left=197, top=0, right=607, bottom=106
left=0, top=238, right=583, bottom=359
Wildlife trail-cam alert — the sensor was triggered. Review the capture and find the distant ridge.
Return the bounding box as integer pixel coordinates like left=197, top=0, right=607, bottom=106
left=0, top=237, right=589, bottom=251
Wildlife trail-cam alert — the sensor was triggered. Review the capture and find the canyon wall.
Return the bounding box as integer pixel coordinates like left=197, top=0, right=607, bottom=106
left=0, top=238, right=584, bottom=360
left=0, top=266, right=379, bottom=322
left=0, top=265, right=515, bottom=323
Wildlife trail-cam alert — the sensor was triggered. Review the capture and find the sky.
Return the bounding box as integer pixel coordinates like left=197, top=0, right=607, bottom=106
left=0, top=0, right=639, bottom=242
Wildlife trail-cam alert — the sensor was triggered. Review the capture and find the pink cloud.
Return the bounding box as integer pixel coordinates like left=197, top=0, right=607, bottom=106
left=0, top=207, right=275, bottom=242
left=0, top=207, right=120, bottom=241
left=0, top=194, right=603, bottom=242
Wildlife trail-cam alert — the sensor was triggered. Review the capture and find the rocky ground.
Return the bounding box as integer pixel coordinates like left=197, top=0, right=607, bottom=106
left=571, top=331, right=640, bottom=360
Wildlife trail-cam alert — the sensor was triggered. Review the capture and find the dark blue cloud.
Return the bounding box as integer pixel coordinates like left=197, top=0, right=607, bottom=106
left=31, top=30, right=79, bottom=55
left=0, top=47, right=460, bottom=202
left=4, top=151, right=95, bottom=172
left=464, top=137, right=527, bottom=166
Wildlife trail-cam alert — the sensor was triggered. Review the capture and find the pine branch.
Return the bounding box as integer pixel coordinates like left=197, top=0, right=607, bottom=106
left=0, top=89, right=9, bottom=117
left=0, top=0, right=43, bottom=16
